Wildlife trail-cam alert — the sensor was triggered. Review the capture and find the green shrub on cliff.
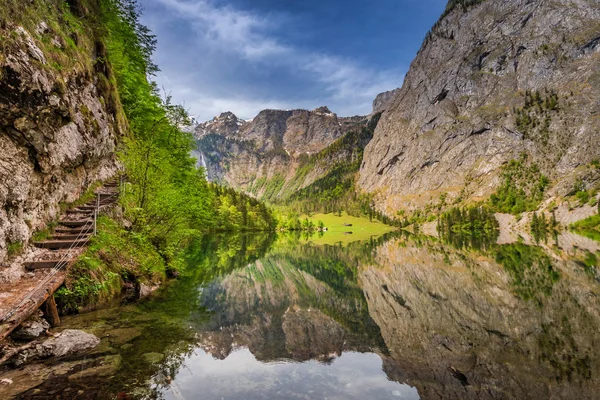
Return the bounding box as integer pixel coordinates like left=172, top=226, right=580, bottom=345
left=490, top=157, right=550, bottom=214
left=570, top=214, right=600, bottom=242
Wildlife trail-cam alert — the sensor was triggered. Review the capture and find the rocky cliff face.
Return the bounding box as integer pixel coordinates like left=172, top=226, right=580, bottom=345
left=359, top=0, right=600, bottom=215
left=371, top=88, right=400, bottom=115
left=195, top=107, right=367, bottom=199
left=0, top=20, right=121, bottom=261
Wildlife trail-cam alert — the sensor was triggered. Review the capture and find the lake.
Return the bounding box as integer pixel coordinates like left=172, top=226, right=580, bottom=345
left=4, top=230, right=600, bottom=399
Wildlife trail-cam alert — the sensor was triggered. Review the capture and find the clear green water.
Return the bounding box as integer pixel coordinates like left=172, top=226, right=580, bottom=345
left=5, top=231, right=600, bottom=399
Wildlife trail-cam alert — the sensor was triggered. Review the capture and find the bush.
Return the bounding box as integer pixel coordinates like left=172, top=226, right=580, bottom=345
left=490, top=157, right=549, bottom=214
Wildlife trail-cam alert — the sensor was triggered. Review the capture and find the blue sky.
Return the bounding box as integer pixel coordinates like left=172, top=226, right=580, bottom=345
left=140, top=0, right=447, bottom=121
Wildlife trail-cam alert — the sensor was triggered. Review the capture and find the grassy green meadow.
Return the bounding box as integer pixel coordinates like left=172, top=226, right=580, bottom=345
left=301, top=212, right=396, bottom=245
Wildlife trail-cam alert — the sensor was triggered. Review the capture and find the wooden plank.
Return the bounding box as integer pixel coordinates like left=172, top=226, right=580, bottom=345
left=25, top=260, right=71, bottom=270
left=50, top=234, right=91, bottom=241
left=65, top=209, right=93, bottom=215
left=58, top=220, right=91, bottom=227
left=33, top=239, right=88, bottom=250
left=43, top=295, right=60, bottom=327
left=0, top=271, right=66, bottom=341
left=54, top=227, right=92, bottom=234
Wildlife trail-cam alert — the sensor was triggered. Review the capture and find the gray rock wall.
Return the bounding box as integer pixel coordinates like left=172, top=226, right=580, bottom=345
left=359, top=0, right=600, bottom=215
left=0, top=25, right=121, bottom=261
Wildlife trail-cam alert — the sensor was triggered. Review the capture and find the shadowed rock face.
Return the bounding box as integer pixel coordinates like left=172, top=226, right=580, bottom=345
left=0, top=25, right=120, bottom=262
left=360, top=238, right=600, bottom=399
left=359, top=0, right=600, bottom=215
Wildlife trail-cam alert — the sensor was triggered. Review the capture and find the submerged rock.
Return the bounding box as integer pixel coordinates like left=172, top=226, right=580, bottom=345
left=68, top=354, right=122, bottom=380
left=142, top=352, right=164, bottom=364
left=105, top=327, right=142, bottom=345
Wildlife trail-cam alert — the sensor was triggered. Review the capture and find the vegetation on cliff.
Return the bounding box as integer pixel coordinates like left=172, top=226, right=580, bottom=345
left=494, top=243, right=560, bottom=305
left=438, top=205, right=499, bottom=250
left=570, top=214, right=600, bottom=242
left=18, top=0, right=278, bottom=311
left=489, top=157, right=550, bottom=214
left=276, top=114, right=382, bottom=220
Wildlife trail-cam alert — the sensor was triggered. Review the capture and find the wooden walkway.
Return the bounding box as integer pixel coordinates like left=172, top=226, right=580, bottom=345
left=0, top=179, right=122, bottom=341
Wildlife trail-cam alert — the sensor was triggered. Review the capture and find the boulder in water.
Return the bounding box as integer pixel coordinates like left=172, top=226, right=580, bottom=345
left=13, top=329, right=100, bottom=365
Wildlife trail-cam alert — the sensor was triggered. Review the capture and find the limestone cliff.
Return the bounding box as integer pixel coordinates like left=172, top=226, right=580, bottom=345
left=0, top=5, right=122, bottom=262
left=371, top=88, right=400, bottom=115
left=359, top=0, right=600, bottom=215
left=195, top=107, right=368, bottom=200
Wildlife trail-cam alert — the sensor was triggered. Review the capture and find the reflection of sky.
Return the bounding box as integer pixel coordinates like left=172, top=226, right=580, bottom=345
left=156, top=349, right=419, bottom=400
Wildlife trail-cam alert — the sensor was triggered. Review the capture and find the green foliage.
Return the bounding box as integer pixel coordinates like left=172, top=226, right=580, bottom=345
left=489, top=157, right=550, bottom=214
left=184, top=232, right=276, bottom=282
left=41, top=0, right=278, bottom=312
left=280, top=114, right=382, bottom=221
left=31, top=222, right=58, bottom=242
left=494, top=243, right=560, bottom=305
left=211, top=184, right=276, bottom=231
left=570, top=179, right=597, bottom=207
left=530, top=211, right=559, bottom=243
left=99, top=0, right=276, bottom=263
left=6, top=241, right=24, bottom=257
left=55, top=216, right=166, bottom=312
left=261, top=174, right=286, bottom=201
left=570, top=214, right=600, bottom=242
left=438, top=205, right=499, bottom=250
left=575, top=251, right=598, bottom=278
left=514, top=89, right=559, bottom=145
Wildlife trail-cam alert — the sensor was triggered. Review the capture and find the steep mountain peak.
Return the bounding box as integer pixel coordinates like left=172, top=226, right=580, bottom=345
left=218, top=111, right=238, bottom=119
left=194, top=111, right=248, bottom=139
left=312, top=106, right=335, bottom=116
left=372, top=88, right=400, bottom=114
left=194, top=104, right=370, bottom=195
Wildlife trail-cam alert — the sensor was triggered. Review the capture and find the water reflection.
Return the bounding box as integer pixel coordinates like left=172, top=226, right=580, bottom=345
left=361, top=235, right=600, bottom=399
left=5, top=230, right=600, bottom=400
left=152, top=349, right=418, bottom=400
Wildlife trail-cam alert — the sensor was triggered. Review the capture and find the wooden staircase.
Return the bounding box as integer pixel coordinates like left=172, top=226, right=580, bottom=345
left=0, top=176, right=124, bottom=341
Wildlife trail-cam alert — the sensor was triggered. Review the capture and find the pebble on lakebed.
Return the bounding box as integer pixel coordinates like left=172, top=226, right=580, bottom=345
left=142, top=352, right=164, bottom=364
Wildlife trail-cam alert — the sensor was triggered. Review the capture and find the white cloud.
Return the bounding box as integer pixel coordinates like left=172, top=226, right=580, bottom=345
left=155, top=0, right=287, bottom=60
left=148, top=0, right=404, bottom=120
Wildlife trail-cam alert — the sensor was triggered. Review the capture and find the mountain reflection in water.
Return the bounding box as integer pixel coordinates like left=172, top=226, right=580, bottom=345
left=6, top=230, right=600, bottom=400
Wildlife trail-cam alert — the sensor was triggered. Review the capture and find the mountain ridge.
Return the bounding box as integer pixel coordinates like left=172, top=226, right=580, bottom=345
left=193, top=105, right=373, bottom=201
